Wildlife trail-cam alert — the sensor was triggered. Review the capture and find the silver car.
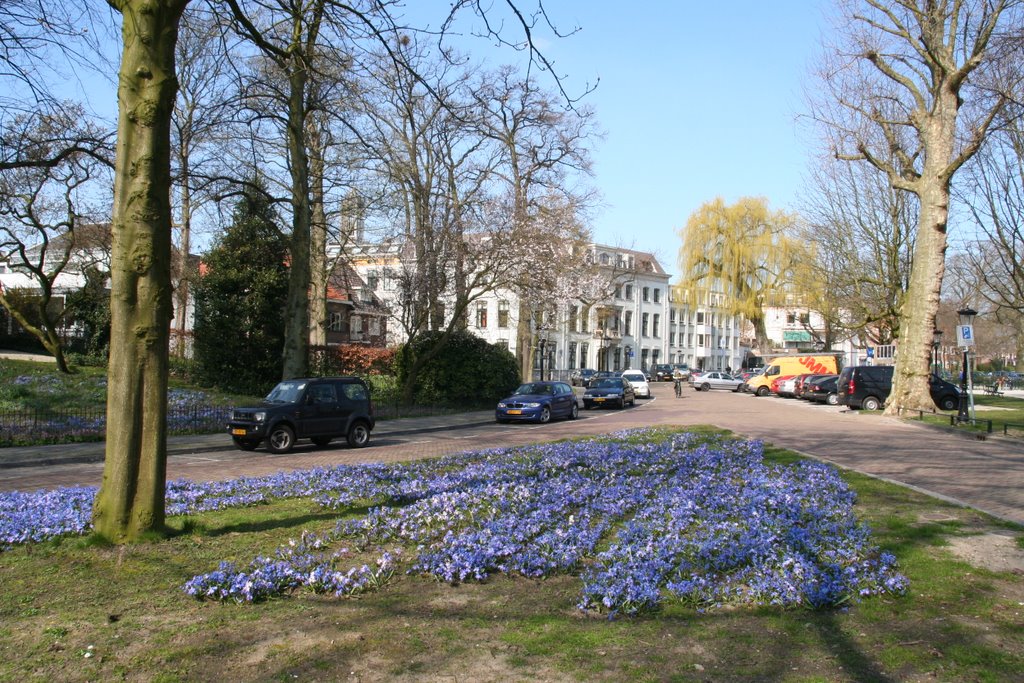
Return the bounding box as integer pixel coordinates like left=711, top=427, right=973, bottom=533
left=691, top=371, right=744, bottom=392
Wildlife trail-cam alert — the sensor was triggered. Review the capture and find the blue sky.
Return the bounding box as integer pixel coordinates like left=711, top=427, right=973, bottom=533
left=532, top=2, right=831, bottom=271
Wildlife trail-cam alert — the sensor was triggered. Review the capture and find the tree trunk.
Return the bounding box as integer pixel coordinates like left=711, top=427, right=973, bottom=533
left=308, top=121, right=327, bottom=349
left=174, top=137, right=192, bottom=358
left=886, top=121, right=956, bottom=415
left=92, top=0, right=184, bottom=543
left=280, top=61, right=312, bottom=379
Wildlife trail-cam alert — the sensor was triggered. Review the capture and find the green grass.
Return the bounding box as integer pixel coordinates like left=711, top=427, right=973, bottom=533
left=1, top=429, right=1022, bottom=682
left=0, top=358, right=259, bottom=413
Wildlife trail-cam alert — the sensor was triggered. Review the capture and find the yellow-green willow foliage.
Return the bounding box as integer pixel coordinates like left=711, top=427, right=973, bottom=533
left=675, top=197, right=805, bottom=349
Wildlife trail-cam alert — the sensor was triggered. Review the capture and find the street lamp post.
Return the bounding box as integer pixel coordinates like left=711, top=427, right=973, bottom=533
left=956, top=307, right=977, bottom=423
left=538, top=338, right=547, bottom=381
left=932, top=329, right=943, bottom=375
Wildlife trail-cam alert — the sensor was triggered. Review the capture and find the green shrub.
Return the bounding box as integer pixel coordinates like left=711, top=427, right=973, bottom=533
left=396, top=330, right=520, bottom=408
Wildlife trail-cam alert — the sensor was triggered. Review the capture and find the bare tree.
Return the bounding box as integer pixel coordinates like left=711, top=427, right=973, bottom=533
left=813, top=0, right=1024, bottom=414
left=798, top=153, right=917, bottom=346
left=0, top=108, right=113, bottom=372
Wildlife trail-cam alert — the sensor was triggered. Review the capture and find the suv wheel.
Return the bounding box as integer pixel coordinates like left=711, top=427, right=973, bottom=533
left=862, top=396, right=882, bottom=411
left=267, top=424, right=295, bottom=454
left=347, top=422, right=371, bottom=448
left=937, top=395, right=958, bottom=411
left=568, top=402, right=579, bottom=420
left=826, top=393, right=838, bottom=406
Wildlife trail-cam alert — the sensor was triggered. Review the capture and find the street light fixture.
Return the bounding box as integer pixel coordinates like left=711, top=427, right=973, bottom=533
left=932, top=328, right=943, bottom=374
left=956, top=307, right=977, bottom=423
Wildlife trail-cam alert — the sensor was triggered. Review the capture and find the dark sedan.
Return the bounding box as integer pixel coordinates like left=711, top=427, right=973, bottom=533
left=496, top=381, right=579, bottom=423
left=802, top=374, right=839, bottom=405
left=582, top=376, right=636, bottom=409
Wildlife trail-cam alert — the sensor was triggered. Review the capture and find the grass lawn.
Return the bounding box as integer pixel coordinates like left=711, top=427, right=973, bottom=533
left=1, top=429, right=1022, bottom=682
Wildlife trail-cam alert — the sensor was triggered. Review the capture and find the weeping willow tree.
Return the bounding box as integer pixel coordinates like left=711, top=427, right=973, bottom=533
left=676, top=197, right=803, bottom=351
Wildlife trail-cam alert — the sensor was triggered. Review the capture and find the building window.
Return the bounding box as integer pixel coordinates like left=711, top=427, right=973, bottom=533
left=642, top=286, right=650, bottom=302
left=498, top=300, right=509, bottom=327
left=568, top=342, right=577, bottom=369
left=670, top=331, right=676, bottom=346
left=641, top=348, right=649, bottom=370
left=580, top=306, right=589, bottom=333
left=624, top=311, right=633, bottom=336
left=580, top=342, right=589, bottom=368
left=475, top=302, right=488, bottom=328
left=652, top=349, right=660, bottom=364
left=369, top=317, right=380, bottom=336
left=327, top=311, right=346, bottom=332
left=497, top=338, right=509, bottom=350
left=641, top=313, right=649, bottom=337
left=569, top=305, right=579, bottom=333
left=696, top=311, right=705, bottom=325
left=786, top=311, right=797, bottom=324
left=696, top=333, right=705, bottom=347
left=614, top=285, right=622, bottom=299
left=670, top=309, right=676, bottom=325
left=652, top=313, right=660, bottom=337
left=613, top=348, right=622, bottom=371
left=352, top=316, right=363, bottom=334
left=624, top=284, right=633, bottom=299
left=600, top=252, right=610, bottom=265
left=653, top=288, right=660, bottom=303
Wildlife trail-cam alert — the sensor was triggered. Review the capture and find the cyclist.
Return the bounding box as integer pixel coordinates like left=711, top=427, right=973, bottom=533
left=673, top=373, right=683, bottom=398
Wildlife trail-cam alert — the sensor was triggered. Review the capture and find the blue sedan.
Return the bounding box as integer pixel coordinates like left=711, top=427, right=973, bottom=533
left=496, top=381, right=580, bottom=423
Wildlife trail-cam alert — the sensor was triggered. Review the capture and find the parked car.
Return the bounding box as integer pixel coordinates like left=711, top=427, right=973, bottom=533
left=496, top=381, right=579, bottom=423
left=690, top=371, right=744, bottom=392
left=226, top=376, right=375, bottom=454
left=583, top=376, right=636, bottom=409
left=802, top=374, right=839, bottom=405
left=794, top=373, right=829, bottom=399
left=774, top=375, right=799, bottom=397
left=769, top=374, right=797, bottom=396
left=570, top=368, right=598, bottom=387
left=652, top=363, right=675, bottom=382
left=621, top=369, right=652, bottom=398
left=835, top=365, right=960, bottom=411
left=672, top=364, right=692, bottom=381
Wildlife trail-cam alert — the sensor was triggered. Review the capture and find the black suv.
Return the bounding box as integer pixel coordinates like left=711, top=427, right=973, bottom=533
left=652, top=363, right=675, bottom=382
left=835, top=365, right=959, bottom=411
left=226, top=377, right=375, bottom=454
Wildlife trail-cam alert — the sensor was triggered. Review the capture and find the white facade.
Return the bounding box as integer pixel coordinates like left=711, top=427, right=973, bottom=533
left=344, top=240, right=747, bottom=379
left=760, top=306, right=862, bottom=367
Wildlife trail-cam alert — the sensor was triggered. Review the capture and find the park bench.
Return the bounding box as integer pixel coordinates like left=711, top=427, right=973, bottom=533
left=983, top=384, right=1004, bottom=397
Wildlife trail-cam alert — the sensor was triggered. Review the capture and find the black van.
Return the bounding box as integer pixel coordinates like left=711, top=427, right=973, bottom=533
left=835, top=365, right=959, bottom=411
left=226, top=377, right=375, bottom=453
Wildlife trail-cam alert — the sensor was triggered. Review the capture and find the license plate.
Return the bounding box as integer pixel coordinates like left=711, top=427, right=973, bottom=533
left=507, top=409, right=522, bottom=415
left=594, top=397, right=606, bottom=402
left=231, top=428, right=247, bottom=436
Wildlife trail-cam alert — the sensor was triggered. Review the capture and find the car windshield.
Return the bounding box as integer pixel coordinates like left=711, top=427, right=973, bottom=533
left=592, top=379, right=620, bottom=389
left=516, top=383, right=553, bottom=395
left=265, top=380, right=306, bottom=404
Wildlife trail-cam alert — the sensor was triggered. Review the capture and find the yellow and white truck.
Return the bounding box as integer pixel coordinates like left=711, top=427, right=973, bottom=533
left=744, top=354, right=840, bottom=397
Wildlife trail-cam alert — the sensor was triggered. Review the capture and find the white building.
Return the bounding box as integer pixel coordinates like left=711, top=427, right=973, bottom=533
left=342, top=239, right=747, bottom=379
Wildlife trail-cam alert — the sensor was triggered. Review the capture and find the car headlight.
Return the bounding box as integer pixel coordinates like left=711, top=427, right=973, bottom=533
left=497, top=402, right=508, bottom=408
left=254, top=411, right=266, bottom=423
left=524, top=402, right=541, bottom=408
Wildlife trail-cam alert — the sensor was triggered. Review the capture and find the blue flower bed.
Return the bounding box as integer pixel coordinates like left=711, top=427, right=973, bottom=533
left=0, top=429, right=908, bottom=615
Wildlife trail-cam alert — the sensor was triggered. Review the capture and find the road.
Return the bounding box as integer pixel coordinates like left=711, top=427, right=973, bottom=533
left=3, top=381, right=1024, bottom=525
